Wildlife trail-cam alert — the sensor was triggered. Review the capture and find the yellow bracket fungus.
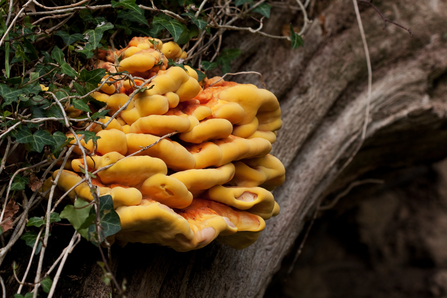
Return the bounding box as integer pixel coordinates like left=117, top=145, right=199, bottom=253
left=46, top=37, right=285, bottom=252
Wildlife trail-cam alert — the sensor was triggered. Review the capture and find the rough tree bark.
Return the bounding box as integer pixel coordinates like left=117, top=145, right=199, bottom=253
left=8, top=0, right=447, bottom=297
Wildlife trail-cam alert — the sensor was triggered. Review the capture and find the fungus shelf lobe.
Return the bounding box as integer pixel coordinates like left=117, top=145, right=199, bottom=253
left=45, top=36, right=285, bottom=252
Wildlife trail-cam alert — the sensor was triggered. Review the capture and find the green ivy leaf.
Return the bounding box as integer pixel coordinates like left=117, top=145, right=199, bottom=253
left=14, top=127, right=33, bottom=144
left=13, top=293, right=34, bottom=298
left=80, top=68, right=106, bottom=91
left=41, top=276, right=53, bottom=293
left=195, top=69, right=207, bottom=81
left=129, top=26, right=152, bottom=36
left=117, top=9, right=148, bottom=26
left=61, top=63, right=78, bottom=78
left=73, top=82, right=87, bottom=96
left=149, top=22, right=164, bottom=37
left=152, top=16, right=187, bottom=42
left=20, top=231, right=42, bottom=254
left=236, top=0, right=253, bottom=6
left=111, top=0, right=140, bottom=11
left=77, top=131, right=100, bottom=145
left=176, top=24, right=199, bottom=45
left=11, top=175, right=29, bottom=191
left=290, top=24, right=304, bottom=49
left=251, top=3, right=272, bottom=18
left=60, top=199, right=95, bottom=239
left=49, top=212, right=61, bottom=223
left=22, top=73, right=43, bottom=96
left=22, top=37, right=39, bottom=60
left=54, top=31, right=84, bottom=46
left=27, top=217, right=45, bottom=228
left=71, top=98, right=91, bottom=112
left=15, top=128, right=56, bottom=153
left=91, top=110, right=109, bottom=120
left=88, top=195, right=121, bottom=245
left=51, top=46, right=65, bottom=65
left=0, top=83, right=23, bottom=106
left=84, top=22, right=114, bottom=50
left=182, top=12, right=207, bottom=30
left=12, top=44, right=30, bottom=63
left=46, top=105, right=64, bottom=119
left=201, top=61, right=218, bottom=71
left=50, top=131, right=67, bottom=156
left=216, top=48, right=241, bottom=74
left=76, top=45, right=95, bottom=59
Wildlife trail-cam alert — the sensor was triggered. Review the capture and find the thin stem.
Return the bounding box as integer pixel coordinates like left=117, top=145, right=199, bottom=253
left=47, top=232, right=80, bottom=298
left=17, top=228, right=44, bottom=294
left=0, top=0, right=34, bottom=47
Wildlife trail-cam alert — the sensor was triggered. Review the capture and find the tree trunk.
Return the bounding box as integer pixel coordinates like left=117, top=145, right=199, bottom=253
left=18, top=0, right=447, bottom=297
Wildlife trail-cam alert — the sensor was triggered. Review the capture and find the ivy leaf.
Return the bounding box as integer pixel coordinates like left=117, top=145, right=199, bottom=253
left=80, top=68, right=106, bottom=91
left=216, top=48, right=241, bottom=74
left=20, top=231, right=42, bottom=254
left=12, top=44, right=30, bottom=63
left=201, top=61, right=218, bottom=71
left=15, top=128, right=56, bottom=153
left=46, top=105, right=64, bottom=119
left=91, top=110, right=109, bottom=120
left=14, top=293, right=34, bottom=298
left=84, top=22, right=114, bottom=50
left=251, top=3, right=272, bottom=18
left=0, top=83, right=22, bottom=106
left=73, top=82, right=88, bottom=96
left=49, top=212, right=61, bottom=223
left=50, top=131, right=68, bottom=156
left=88, top=195, right=121, bottom=245
left=152, top=16, right=187, bottom=42
left=41, top=276, right=53, bottom=293
left=71, top=98, right=91, bottom=112
left=51, top=46, right=64, bottom=65
left=60, top=199, right=95, bottom=239
left=149, top=22, right=164, bottom=37
left=129, top=26, right=152, bottom=36
left=76, top=45, right=95, bottom=59
left=27, top=217, right=45, bottom=228
left=77, top=131, right=100, bottom=145
left=182, top=12, right=207, bottom=30
left=195, top=69, right=207, bottom=81
left=235, top=0, right=253, bottom=6
left=11, top=175, right=28, bottom=191
left=14, top=127, right=34, bottom=144
left=22, top=37, right=39, bottom=60
left=117, top=9, right=148, bottom=26
left=61, top=63, right=77, bottom=78
left=54, top=31, right=84, bottom=45
left=290, top=24, right=304, bottom=49
left=22, top=73, right=43, bottom=96
left=111, top=0, right=140, bottom=11
left=176, top=24, right=198, bottom=45
left=30, top=107, right=45, bottom=119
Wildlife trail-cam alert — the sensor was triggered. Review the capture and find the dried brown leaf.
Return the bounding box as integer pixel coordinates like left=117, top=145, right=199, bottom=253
left=1, top=199, right=20, bottom=233
left=29, top=174, right=43, bottom=192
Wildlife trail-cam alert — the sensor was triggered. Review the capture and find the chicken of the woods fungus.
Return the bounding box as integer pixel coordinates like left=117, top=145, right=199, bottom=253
left=45, top=36, right=285, bottom=252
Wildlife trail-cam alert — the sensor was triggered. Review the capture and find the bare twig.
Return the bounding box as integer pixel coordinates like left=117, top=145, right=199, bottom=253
left=209, top=71, right=266, bottom=88
left=32, top=0, right=89, bottom=10
left=31, top=13, right=72, bottom=25
left=17, top=228, right=44, bottom=294
left=0, top=275, right=5, bottom=298
left=0, top=0, right=34, bottom=47
left=318, top=179, right=384, bottom=210
left=47, top=232, right=80, bottom=298
left=357, top=0, right=412, bottom=36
